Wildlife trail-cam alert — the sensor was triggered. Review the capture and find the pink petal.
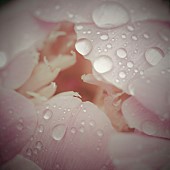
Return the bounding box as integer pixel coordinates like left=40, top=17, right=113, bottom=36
left=1, top=155, right=42, bottom=170
left=0, top=88, right=37, bottom=165
left=122, top=97, right=170, bottom=139
left=75, top=21, right=170, bottom=93
left=128, top=55, right=170, bottom=119
left=108, top=133, right=170, bottom=170
left=34, top=0, right=170, bottom=24
left=0, top=48, right=38, bottom=89
left=21, top=95, right=114, bottom=170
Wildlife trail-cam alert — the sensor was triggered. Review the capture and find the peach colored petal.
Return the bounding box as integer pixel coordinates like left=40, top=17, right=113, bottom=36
left=21, top=94, right=115, bottom=170
left=122, top=97, right=170, bottom=139
left=0, top=88, right=37, bottom=165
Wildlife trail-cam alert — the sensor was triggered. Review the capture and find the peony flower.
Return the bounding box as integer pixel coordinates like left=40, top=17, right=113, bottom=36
left=0, top=0, right=170, bottom=170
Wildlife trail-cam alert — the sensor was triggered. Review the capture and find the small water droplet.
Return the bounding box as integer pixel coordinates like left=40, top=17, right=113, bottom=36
left=97, top=129, right=104, bottom=137
left=89, top=120, right=96, bottom=127
left=121, top=34, right=126, bottom=39
left=79, top=126, right=85, bottom=133
left=92, top=2, right=129, bottom=29
left=116, top=48, right=127, bottom=58
left=127, top=25, right=134, bottom=31
left=38, top=125, right=44, bottom=133
left=36, top=141, right=43, bottom=150
left=143, top=33, right=149, bottom=39
left=145, top=47, right=164, bottom=66
left=75, top=38, right=93, bottom=56
left=142, top=120, right=157, bottom=135
left=119, top=71, right=126, bottom=79
left=132, top=35, right=138, bottom=41
left=71, top=127, right=77, bottom=134
left=0, top=51, right=7, bottom=68
left=100, top=34, right=109, bottom=41
left=106, top=43, right=112, bottom=49
left=93, top=55, right=113, bottom=73
left=26, top=148, right=32, bottom=156
left=43, top=109, right=53, bottom=120
left=159, top=32, right=169, bottom=42
left=127, top=61, right=134, bottom=68
left=81, top=121, right=86, bottom=126
left=16, top=123, right=24, bottom=131
left=52, top=124, right=67, bottom=141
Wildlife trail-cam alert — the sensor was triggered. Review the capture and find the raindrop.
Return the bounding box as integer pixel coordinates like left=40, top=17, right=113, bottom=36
left=38, top=124, right=44, bottom=133
left=116, top=48, right=127, bottom=58
left=43, top=109, right=53, bottom=120
left=142, top=120, right=157, bottom=135
left=132, top=35, right=138, bottom=41
left=75, top=38, right=93, bottom=56
left=93, top=55, right=113, bottom=73
left=97, top=129, right=104, bottom=137
left=127, top=25, right=134, bottom=31
left=119, top=71, right=126, bottom=79
left=145, top=47, right=164, bottom=66
left=100, top=34, right=109, bottom=41
left=89, top=120, right=96, bottom=127
left=0, top=51, right=7, bottom=68
left=16, top=123, right=24, bottom=131
left=92, top=1, right=130, bottom=29
left=127, top=61, right=134, bottom=68
left=36, top=141, right=43, bottom=150
left=52, top=124, right=67, bottom=141
left=71, top=127, right=77, bottom=134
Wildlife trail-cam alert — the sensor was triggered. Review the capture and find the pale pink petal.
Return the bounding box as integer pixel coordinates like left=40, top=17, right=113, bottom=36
left=0, top=48, right=38, bottom=89
left=128, top=55, right=170, bottom=119
left=21, top=94, right=114, bottom=170
left=0, top=88, right=37, bottom=165
left=33, top=0, right=170, bottom=24
left=1, top=155, right=41, bottom=170
left=122, top=97, right=170, bottom=139
left=75, top=21, right=170, bottom=93
left=108, top=133, right=170, bottom=170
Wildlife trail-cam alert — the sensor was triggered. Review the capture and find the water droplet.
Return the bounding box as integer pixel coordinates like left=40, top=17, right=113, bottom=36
left=127, top=61, right=134, bottom=68
left=145, top=47, right=164, bottom=66
left=79, top=126, right=85, bottom=133
left=0, top=51, right=7, bottom=68
left=75, top=38, right=92, bottom=56
left=132, top=35, right=138, bottom=41
left=116, top=48, right=127, bottom=58
left=143, top=33, right=149, bottom=39
left=43, top=109, right=53, bottom=120
left=36, top=141, right=43, bottom=150
left=121, top=34, right=126, bottom=39
left=71, top=127, right=76, bottom=134
left=142, top=120, right=157, bottom=135
left=92, top=2, right=129, bottom=29
left=38, top=125, right=44, bottom=133
left=93, top=55, right=113, bottom=73
left=81, top=120, right=85, bottom=126
left=52, top=124, right=67, bottom=141
left=100, top=34, right=109, bottom=41
left=159, top=32, right=169, bottom=42
left=16, top=123, right=24, bottom=131
left=119, top=71, right=126, bottom=79
left=97, top=129, right=104, bottom=137
left=106, top=43, right=112, bottom=49
left=89, top=120, right=96, bottom=127
left=26, top=148, right=32, bottom=156
left=127, top=25, right=134, bottom=31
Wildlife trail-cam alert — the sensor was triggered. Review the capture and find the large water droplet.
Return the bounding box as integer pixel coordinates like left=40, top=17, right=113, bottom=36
left=75, top=38, right=92, bottom=56
left=119, top=71, right=126, bottom=79
left=0, top=51, right=7, bottom=68
left=52, top=124, right=67, bottom=141
left=92, top=2, right=129, bottom=29
left=145, top=47, right=164, bottom=66
left=142, top=120, right=157, bottom=135
left=116, top=48, right=127, bottom=58
left=93, top=55, right=113, bottom=73
left=43, top=109, right=53, bottom=120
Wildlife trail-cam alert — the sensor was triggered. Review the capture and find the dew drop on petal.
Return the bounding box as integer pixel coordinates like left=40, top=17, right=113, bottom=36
left=97, top=129, right=104, bottom=137
left=71, top=127, right=77, bottom=134
left=127, top=25, right=135, bottom=31
left=79, top=126, right=85, bottom=133
left=38, top=124, right=44, bottom=133
left=16, top=122, right=24, bottom=131
left=116, top=48, right=127, bottom=58
left=35, top=141, right=43, bottom=150
left=127, top=61, right=134, bottom=68
left=93, top=55, right=113, bottom=73
left=89, top=120, right=96, bottom=127
left=145, top=47, right=164, bottom=66
left=52, top=124, right=67, bottom=141
left=0, top=51, right=7, bottom=68
left=75, top=25, right=83, bottom=31
left=132, top=35, right=138, bottom=41
left=75, top=38, right=93, bottom=56
left=43, top=109, right=53, bottom=120
left=92, top=2, right=130, bottom=29
left=119, top=71, right=126, bottom=79
left=26, top=148, right=32, bottom=157
left=100, top=34, right=109, bottom=41
left=142, top=120, right=157, bottom=135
